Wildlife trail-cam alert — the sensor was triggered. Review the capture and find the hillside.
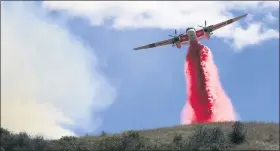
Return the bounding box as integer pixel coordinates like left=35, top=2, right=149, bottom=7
left=1, top=121, right=279, bottom=150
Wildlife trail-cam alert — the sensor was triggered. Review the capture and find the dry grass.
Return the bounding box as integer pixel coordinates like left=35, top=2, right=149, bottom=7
left=80, top=121, right=279, bottom=150
left=1, top=121, right=279, bottom=150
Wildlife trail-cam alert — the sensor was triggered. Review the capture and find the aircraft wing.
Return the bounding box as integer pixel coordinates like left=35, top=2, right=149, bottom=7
left=211, top=14, right=248, bottom=32
left=133, top=38, right=174, bottom=50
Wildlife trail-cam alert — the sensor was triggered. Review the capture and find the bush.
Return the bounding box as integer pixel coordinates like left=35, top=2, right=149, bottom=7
left=229, top=121, right=246, bottom=144
left=55, top=136, right=81, bottom=151
left=4, top=132, right=32, bottom=150
left=173, top=133, right=183, bottom=144
left=171, top=133, right=185, bottom=149
left=0, top=129, right=47, bottom=151
left=0, top=123, right=248, bottom=151
left=0, top=127, right=14, bottom=150
left=31, top=136, right=47, bottom=151
left=94, top=130, right=148, bottom=150
left=121, top=130, right=146, bottom=150
left=100, top=131, right=107, bottom=137
left=96, top=135, right=124, bottom=151
left=185, top=126, right=229, bottom=150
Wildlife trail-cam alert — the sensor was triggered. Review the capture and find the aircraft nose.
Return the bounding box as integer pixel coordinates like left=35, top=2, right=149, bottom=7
left=187, top=30, right=197, bottom=40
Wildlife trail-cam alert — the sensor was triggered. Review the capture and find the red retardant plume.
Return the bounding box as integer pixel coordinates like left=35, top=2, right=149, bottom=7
left=181, top=40, right=236, bottom=124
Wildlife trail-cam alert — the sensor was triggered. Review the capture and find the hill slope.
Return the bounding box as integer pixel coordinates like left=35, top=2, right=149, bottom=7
left=1, top=121, right=279, bottom=150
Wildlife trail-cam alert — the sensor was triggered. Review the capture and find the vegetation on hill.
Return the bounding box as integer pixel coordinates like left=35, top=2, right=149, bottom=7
left=0, top=121, right=278, bottom=150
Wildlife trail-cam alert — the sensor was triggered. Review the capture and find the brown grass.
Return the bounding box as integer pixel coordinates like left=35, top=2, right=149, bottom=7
left=1, top=121, right=279, bottom=150
left=83, top=121, right=279, bottom=150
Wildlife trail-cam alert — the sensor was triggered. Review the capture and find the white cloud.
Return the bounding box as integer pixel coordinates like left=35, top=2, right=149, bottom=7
left=231, top=23, right=279, bottom=50
left=42, top=1, right=279, bottom=50
left=1, top=2, right=116, bottom=139
left=264, top=13, right=277, bottom=24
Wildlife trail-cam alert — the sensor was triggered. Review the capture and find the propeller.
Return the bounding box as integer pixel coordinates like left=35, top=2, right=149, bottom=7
left=198, top=20, right=213, bottom=34
left=198, top=20, right=207, bottom=28
left=168, top=29, right=181, bottom=37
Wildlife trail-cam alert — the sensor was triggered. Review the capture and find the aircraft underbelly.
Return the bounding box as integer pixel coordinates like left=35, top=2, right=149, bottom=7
left=187, top=30, right=197, bottom=41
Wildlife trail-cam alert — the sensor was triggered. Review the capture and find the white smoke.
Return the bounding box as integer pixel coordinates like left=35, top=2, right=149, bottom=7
left=1, top=2, right=116, bottom=139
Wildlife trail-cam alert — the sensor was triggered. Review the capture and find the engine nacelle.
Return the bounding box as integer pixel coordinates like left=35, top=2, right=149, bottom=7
left=175, top=42, right=182, bottom=49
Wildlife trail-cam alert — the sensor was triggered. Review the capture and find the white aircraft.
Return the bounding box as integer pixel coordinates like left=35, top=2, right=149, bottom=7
left=133, top=14, right=247, bottom=50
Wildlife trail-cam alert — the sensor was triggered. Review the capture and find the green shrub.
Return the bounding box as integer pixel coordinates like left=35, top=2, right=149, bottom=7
left=31, top=136, right=47, bottom=151
left=171, top=133, right=186, bottom=149
left=0, top=123, right=250, bottom=151
left=100, top=131, right=107, bottom=137
left=96, top=135, right=124, bottom=151
left=0, top=127, right=14, bottom=150
left=229, top=121, right=246, bottom=144
left=0, top=129, right=48, bottom=151
left=121, top=130, right=146, bottom=150
left=185, top=126, right=229, bottom=150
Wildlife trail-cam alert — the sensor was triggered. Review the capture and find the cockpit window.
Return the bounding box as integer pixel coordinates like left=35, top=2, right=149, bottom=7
left=186, top=27, right=195, bottom=32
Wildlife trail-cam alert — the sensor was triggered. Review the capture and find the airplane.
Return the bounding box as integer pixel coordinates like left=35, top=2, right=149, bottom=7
left=133, top=14, right=247, bottom=50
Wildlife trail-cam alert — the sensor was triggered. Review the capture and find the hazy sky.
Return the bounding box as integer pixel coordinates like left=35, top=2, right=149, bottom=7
left=1, top=1, right=279, bottom=139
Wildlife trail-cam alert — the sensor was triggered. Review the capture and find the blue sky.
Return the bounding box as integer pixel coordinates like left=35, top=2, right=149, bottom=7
left=2, top=1, right=279, bottom=139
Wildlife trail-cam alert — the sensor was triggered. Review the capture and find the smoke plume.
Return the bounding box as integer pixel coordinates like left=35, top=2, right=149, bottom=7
left=1, top=2, right=116, bottom=139
left=181, top=40, right=236, bottom=124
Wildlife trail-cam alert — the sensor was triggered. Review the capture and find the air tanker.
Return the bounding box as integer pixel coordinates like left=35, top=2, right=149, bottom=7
left=133, top=14, right=247, bottom=50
